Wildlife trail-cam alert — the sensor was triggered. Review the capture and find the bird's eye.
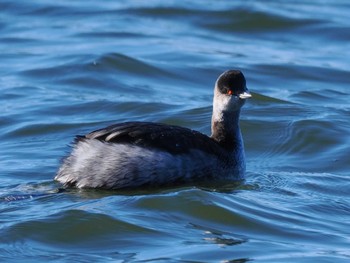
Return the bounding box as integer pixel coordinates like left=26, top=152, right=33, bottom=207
left=227, top=90, right=233, bottom=95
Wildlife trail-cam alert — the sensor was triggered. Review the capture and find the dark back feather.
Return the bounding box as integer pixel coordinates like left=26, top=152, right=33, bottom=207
left=82, top=122, right=225, bottom=155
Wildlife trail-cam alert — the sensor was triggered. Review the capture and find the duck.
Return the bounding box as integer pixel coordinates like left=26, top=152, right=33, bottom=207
left=55, top=70, right=251, bottom=189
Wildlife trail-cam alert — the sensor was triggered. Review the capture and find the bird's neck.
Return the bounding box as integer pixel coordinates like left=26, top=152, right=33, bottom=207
left=210, top=110, right=242, bottom=151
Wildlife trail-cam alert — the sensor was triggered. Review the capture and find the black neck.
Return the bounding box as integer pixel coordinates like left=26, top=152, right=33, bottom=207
left=211, top=110, right=242, bottom=151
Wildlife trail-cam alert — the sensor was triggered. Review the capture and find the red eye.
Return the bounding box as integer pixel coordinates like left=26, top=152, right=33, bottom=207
left=227, top=90, right=233, bottom=95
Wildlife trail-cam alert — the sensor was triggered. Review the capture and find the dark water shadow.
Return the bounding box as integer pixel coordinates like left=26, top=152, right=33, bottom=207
left=0, top=176, right=258, bottom=202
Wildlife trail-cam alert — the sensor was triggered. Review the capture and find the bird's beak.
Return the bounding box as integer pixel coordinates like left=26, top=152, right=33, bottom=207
left=238, top=91, right=252, bottom=99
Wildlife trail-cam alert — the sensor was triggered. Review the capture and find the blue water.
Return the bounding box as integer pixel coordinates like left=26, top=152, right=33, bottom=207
left=1, top=0, right=350, bottom=262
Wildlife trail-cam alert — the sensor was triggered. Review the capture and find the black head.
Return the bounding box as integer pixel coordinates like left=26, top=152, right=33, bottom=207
left=216, top=70, right=247, bottom=96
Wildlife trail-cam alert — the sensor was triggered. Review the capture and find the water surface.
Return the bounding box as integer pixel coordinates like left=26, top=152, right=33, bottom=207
left=1, top=0, right=350, bottom=262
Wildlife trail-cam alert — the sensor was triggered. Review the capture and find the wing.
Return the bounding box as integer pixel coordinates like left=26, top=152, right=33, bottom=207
left=79, top=122, right=224, bottom=155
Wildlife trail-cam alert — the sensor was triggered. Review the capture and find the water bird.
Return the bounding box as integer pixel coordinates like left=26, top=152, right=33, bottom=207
left=55, top=70, right=251, bottom=189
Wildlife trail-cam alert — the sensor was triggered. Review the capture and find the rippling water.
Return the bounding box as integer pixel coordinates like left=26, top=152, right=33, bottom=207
left=1, top=0, right=350, bottom=262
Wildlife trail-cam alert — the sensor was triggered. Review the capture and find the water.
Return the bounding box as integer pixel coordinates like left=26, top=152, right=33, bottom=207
left=1, top=0, right=350, bottom=262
